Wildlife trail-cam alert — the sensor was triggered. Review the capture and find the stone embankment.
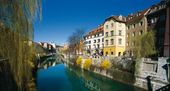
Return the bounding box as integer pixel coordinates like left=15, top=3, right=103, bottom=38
left=64, top=56, right=170, bottom=91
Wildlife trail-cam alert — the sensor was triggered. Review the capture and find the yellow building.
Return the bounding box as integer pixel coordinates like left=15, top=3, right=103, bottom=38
left=103, top=15, right=126, bottom=56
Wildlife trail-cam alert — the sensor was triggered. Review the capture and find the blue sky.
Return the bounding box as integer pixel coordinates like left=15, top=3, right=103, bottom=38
left=34, top=0, right=160, bottom=45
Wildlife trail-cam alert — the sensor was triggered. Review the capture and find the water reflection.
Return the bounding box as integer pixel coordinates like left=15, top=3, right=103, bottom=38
left=37, top=64, right=144, bottom=91
left=65, top=65, right=143, bottom=91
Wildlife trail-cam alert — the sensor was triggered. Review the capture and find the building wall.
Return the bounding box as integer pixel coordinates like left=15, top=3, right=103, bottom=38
left=164, top=3, right=170, bottom=57
left=147, top=3, right=167, bottom=57
left=103, top=19, right=126, bottom=56
left=84, top=27, right=104, bottom=55
left=126, top=17, right=148, bottom=56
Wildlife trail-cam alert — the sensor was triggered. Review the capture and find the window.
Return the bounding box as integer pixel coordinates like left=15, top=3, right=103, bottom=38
left=119, top=30, right=122, bottom=36
left=97, top=44, right=100, bottom=48
left=151, top=19, right=154, bottom=23
left=140, top=22, right=143, bottom=26
left=111, top=23, right=114, bottom=27
left=128, top=25, right=130, bottom=30
left=106, top=25, right=108, bottom=29
left=118, top=38, right=122, bottom=45
left=132, top=32, right=135, bottom=37
left=111, top=52, right=114, bottom=55
left=89, top=41, right=91, bottom=44
left=106, top=52, right=108, bottom=55
left=139, top=30, right=143, bottom=35
left=102, top=38, right=104, bottom=42
left=98, top=39, right=100, bottom=43
left=106, top=40, right=108, bottom=46
left=118, top=52, right=121, bottom=56
left=105, top=32, right=108, bottom=37
left=94, top=40, right=96, bottom=43
left=94, top=45, right=96, bottom=48
left=111, top=31, right=114, bottom=36
left=89, top=45, right=91, bottom=49
left=132, top=24, right=135, bottom=28
left=127, top=42, right=129, bottom=46
left=127, top=33, right=129, bottom=37
left=110, top=39, right=114, bottom=45
left=160, top=15, right=165, bottom=21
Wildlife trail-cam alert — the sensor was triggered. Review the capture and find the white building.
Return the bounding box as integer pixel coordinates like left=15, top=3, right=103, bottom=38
left=84, top=26, right=104, bottom=55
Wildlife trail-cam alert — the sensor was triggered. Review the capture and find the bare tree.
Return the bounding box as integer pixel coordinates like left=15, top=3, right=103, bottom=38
left=68, top=28, right=85, bottom=56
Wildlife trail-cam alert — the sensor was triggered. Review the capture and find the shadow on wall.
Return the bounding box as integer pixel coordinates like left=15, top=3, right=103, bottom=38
left=0, top=60, right=18, bottom=91
left=146, top=76, right=153, bottom=91
left=162, top=64, right=168, bottom=82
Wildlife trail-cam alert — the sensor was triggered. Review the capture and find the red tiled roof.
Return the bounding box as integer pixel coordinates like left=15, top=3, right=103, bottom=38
left=85, top=25, right=103, bottom=37
left=126, top=9, right=149, bottom=24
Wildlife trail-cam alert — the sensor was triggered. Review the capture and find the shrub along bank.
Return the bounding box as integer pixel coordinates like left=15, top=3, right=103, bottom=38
left=68, top=56, right=136, bottom=85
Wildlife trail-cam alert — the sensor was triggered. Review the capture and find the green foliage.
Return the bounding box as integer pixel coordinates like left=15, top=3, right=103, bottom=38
left=133, top=31, right=157, bottom=59
left=83, top=58, right=92, bottom=70
left=0, top=0, right=42, bottom=90
left=132, top=31, right=157, bottom=75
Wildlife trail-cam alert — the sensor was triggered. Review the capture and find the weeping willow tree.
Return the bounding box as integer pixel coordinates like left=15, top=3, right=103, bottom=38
left=132, top=31, right=157, bottom=74
left=0, top=0, right=42, bottom=91
left=133, top=31, right=157, bottom=59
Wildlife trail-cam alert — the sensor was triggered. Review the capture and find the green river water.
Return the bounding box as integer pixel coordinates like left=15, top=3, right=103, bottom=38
left=37, top=64, right=144, bottom=91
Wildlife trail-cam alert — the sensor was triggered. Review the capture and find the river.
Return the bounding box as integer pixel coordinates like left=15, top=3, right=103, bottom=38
left=37, top=64, right=144, bottom=91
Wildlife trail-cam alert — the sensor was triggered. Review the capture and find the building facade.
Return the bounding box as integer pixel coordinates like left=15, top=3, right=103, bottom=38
left=84, top=26, right=104, bottom=55
left=126, top=9, right=149, bottom=56
left=38, top=42, right=56, bottom=53
left=164, top=1, right=170, bottom=57
left=146, top=0, right=169, bottom=57
left=84, top=0, right=169, bottom=57
left=103, top=15, right=126, bottom=56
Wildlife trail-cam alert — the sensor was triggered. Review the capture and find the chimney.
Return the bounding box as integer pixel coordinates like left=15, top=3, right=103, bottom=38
left=118, top=15, right=123, bottom=20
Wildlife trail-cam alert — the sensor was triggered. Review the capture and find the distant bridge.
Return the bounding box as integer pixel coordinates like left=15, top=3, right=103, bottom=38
left=37, top=53, right=65, bottom=69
